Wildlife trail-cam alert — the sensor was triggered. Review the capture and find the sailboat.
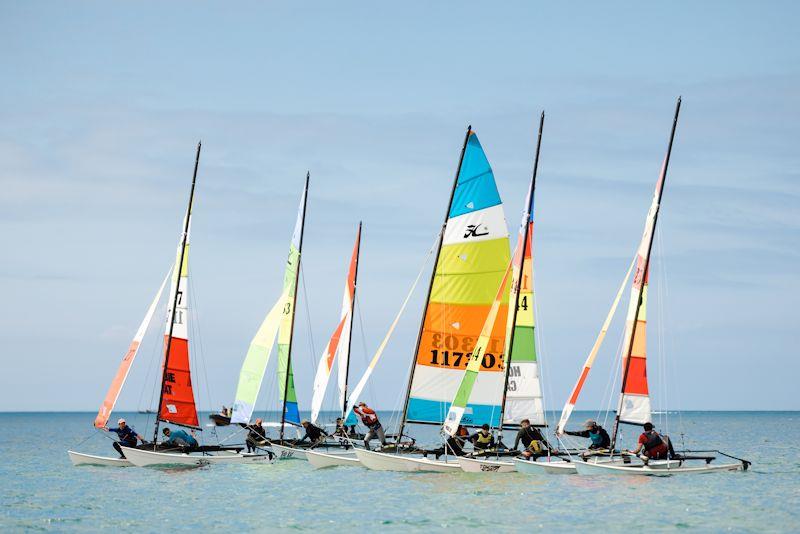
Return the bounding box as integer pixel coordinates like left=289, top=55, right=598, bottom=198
left=107, top=144, right=270, bottom=467
left=354, top=127, right=514, bottom=472
left=67, top=269, right=171, bottom=467
left=304, top=224, right=369, bottom=469
left=554, top=99, right=750, bottom=476
left=458, top=113, right=547, bottom=474
left=229, top=174, right=309, bottom=460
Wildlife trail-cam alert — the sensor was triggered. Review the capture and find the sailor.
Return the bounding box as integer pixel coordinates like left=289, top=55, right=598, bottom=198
left=103, top=418, right=145, bottom=458
left=298, top=420, right=327, bottom=446
left=629, top=422, right=670, bottom=464
left=354, top=402, right=386, bottom=450
left=513, top=418, right=549, bottom=458
left=246, top=418, right=268, bottom=452
left=469, top=424, right=496, bottom=451
left=428, top=424, right=470, bottom=460
left=561, top=419, right=610, bottom=452
left=161, top=427, right=198, bottom=448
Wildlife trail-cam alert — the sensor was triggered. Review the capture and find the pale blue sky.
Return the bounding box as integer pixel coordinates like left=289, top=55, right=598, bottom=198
left=1, top=2, right=798, bottom=413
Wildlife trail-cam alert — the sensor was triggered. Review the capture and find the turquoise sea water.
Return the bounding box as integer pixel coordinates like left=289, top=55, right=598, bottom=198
left=1, top=411, right=797, bottom=532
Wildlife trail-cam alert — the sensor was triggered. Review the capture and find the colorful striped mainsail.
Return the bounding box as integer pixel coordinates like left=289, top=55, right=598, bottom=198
left=405, top=130, right=511, bottom=427
left=611, top=98, right=681, bottom=445
left=310, top=223, right=361, bottom=424
left=278, top=176, right=309, bottom=429
left=443, top=262, right=512, bottom=435
left=94, top=268, right=171, bottom=429
left=501, top=163, right=544, bottom=427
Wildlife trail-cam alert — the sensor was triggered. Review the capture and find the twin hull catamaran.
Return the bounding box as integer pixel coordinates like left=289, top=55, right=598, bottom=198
left=356, top=125, right=547, bottom=473
left=69, top=144, right=270, bottom=467
left=550, top=98, right=749, bottom=476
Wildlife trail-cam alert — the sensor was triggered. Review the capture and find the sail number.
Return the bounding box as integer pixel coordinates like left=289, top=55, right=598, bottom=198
left=428, top=349, right=503, bottom=371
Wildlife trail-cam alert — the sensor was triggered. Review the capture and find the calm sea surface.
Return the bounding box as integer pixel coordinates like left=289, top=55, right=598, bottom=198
left=1, top=411, right=797, bottom=532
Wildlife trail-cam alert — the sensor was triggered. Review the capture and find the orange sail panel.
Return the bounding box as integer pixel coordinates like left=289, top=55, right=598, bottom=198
left=94, top=268, right=171, bottom=428
left=158, top=233, right=200, bottom=428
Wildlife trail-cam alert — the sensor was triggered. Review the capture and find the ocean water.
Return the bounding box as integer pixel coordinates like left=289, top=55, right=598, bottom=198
left=1, top=411, right=797, bottom=532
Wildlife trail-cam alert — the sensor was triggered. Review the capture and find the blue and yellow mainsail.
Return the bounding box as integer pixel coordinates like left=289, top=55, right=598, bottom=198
left=405, top=129, right=511, bottom=427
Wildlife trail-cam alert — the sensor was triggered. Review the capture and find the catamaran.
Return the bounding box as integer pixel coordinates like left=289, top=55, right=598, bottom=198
left=228, top=174, right=309, bottom=460
left=69, top=144, right=271, bottom=467
left=353, top=127, right=518, bottom=472
left=553, top=98, right=750, bottom=476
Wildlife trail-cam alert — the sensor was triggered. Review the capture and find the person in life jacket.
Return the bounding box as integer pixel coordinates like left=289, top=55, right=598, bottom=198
left=630, top=422, right=670, bottom=463
left=161, top=427, right=198, bottom=448
left=562, top=419, right=611, bottom=451
left=469, top=424, right=496, bottom=452
left=245, top=418, right=268, bottom=452
left=425, top=424, right=470, bottom=460
left=514, top=418, right=550, bottom=458
left=103, top=418, right=146, bottom=458
left=354, top=402, right=386, bottom=450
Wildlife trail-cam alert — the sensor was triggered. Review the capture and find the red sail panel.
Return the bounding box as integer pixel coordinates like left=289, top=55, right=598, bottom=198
left=159, top=336, right=199, bottom=428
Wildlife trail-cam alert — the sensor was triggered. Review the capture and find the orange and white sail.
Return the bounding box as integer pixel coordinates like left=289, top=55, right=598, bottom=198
left=555, top=257, right=634, bottom=434
left=94, top=268, right=171, bottom=428
left=310, top=224, right=361, bottom=423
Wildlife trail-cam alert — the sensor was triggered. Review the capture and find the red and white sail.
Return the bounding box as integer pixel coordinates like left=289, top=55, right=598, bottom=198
left=94, top=268, right=171, bottom=428
left=158, top=218, right=200, bottom=428
left=310, top=224, right=361, bottom=423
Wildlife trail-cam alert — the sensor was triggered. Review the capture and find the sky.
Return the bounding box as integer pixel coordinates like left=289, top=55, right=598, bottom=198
left=1, top=2, right=798, bottom=414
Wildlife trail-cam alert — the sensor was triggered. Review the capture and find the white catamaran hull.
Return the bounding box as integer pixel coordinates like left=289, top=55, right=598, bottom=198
left=458, top=456, right=516, bottom=473
left=354, top=448, right=461, bottom=472
left=67, top=450, right=133, bottom=467
left=514, top=457, right=576, bottom=474
left=269, top=443, right=309, bottom=460
left=121, top=446, right=272, bottom=467
left=305, top=449, right=361, bottom=469
left=575, top=459, right=743, bottom=476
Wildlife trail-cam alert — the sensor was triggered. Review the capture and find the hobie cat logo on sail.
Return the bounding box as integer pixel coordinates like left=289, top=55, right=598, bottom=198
left=463, top=224, right=489, bottom=238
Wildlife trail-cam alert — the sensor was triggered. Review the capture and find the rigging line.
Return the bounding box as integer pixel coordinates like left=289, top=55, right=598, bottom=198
left=532, top=271, right=551, bottom=429
left=188, top=274, right=215, bottom=424
left=354, top=293, right=377, bottom=407
left=300, top=264, right=319, bottom=372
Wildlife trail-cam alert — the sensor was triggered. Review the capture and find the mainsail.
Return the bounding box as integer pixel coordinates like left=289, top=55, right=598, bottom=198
left=611, top=97, right=681, bottom=446
left=404, top=129, right=511, bottom=428
left=155, top=143, right=202, bottom=436
left=501, top=113, right=546, bottom=427
left=443, top=262, right=512, bottom=435
left=278, top=174, right=309, bottom=431
left=310, top=223, right=361, bottom=424
left=94, top=268, right=171, bottom=429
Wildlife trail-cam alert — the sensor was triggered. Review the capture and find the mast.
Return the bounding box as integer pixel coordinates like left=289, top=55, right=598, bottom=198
left=280, top=172, right=310, bottom=439
left=610, top=97, right=681, bottom=450
left=498, top=111, right=544, bottom=431
left=397, top=125, right=471, bottom=443
left=342, top=221, right=362, bottom=418
left=153, top=141, right=201, bottom=444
